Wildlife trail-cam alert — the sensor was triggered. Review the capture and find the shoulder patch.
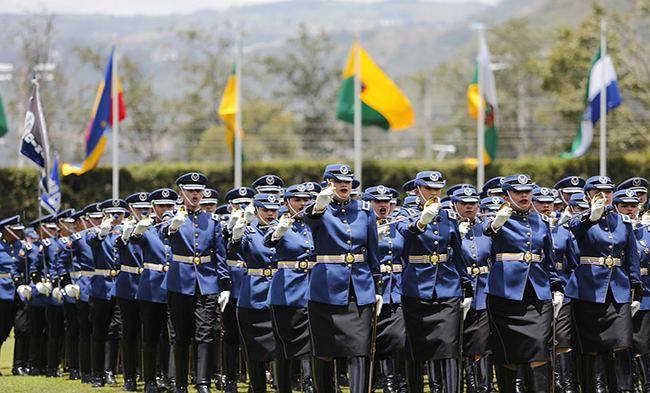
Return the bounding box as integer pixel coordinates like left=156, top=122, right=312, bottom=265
left=24, top=242, right=33, bottom=251
left=622, top=214, right=631, bottom=223
left=43, top=239, right=51, bottom=247
left=447, top=210, right=457, bottom=220
left=212, top=213, right=220, bottom=221
left=362, top=200, right=371, bottom=211
left=245, top=226, right=256, bottom=234
left=73, top=232, right=82, bottom=240
left=60, top=236, right=70, bottom=244
left=540, top=214, right=549, bottom=222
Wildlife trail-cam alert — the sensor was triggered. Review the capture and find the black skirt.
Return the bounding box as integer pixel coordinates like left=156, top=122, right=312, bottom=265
left=375, top=303, right=405, bottom=356
left=236, top=307, right=276, bottom=362
left=271, top=305, right=310, bottom=359
left=555, top=302, right=573, bottom=349
left=571, top=294, right=632, bottom=354
left=463, top=309, right=490, bottom=357
left=632, top=310, right=650, bottom=354
left=308, top=297, right=374, bottom=358
left=486, top=294, right=552, bottom=365
left=402, top=295, right=461, bottom=361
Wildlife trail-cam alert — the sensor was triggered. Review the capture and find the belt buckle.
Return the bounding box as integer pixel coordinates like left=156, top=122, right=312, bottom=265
left=163, top=265, right=169, bottom=272
left=193, top=257, right=201, bottom=265
left=263, top=268, right=272, bottom=277
left=345, top=253, right=355, bottom=263
left=472, top=267, right=480, bottom=275
left=299, top=261, right=308, bottom=269
left=110, top=269, right=118, bottom=277
left=430, top=254, right=439, bottom=264
left=138, top=268, right=143, bottom=274
left=523, top=252, right=532, bottom=263
left=605, top=256, right=613, bottom=268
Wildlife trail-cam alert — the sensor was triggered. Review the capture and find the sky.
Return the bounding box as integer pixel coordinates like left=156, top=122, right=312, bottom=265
left=1, top=0, right=501, bottom=16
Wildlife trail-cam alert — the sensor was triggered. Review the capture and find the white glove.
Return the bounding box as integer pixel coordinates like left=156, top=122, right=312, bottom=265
left=632, top=300, right=641, bottom=317
left=377, top=225, right=390, bottom=242
left=641, top=216, right=650, bottom=227
left=170, top=209, right=188, bottom=231
left=64, top=284, right=80, bottom=300
left=314, top=186, right=335, bottom=212
left=52, top=287, right=64, bottom=302
left=589, top=198, right=606, bottom=222
left=218, top=290, right=231, bottom=313
left=228, top=209, right=244, bottom=231
left=232, top=219, right=247, bottom=242
left=418, top=203, right=439, bottom=226
left=272, top=216, right=293, bottom=241
left=491, top=206, right=512, bottom=231
left=459, top=221, right=471, bottom=238
left=121, top=222, right=135, bottom=243
left=36, top=281, right=52, bottom=296
left=557, top=208, right=572, bottom=226
left=244, top=204, right=256, bottom=224
left=17, top=285, right=32, bottom=300
left=552, top=291, right=564, bottom=319
left=375, top=294, right=384, bottom=317
left=134, top=218, right=153, bottom=236
left=99, top=219, right=112, bottom=237
left=461, top=297, right=472, bottom=320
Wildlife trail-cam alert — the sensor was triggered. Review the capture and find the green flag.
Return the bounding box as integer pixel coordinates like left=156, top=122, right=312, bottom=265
left=0, top=91, right=7, bottom=138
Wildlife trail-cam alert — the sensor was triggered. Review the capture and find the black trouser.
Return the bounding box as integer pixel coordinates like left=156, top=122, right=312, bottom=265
left=0, top=299, right=16, bottom=344
left=89, top=296, right=119, bottom=375
left=13, top=299, right=30, bottom=370
left=45, top=304, right=65, bottom=370
left=28, top=305, right=47, bottom=371
left=76, top=300, right=92, bottom=375
left=63, top=302, right=79, bottom=371
left=140, top=300, right=168, bottom=384
left=117, top=297, right=140, bottom=380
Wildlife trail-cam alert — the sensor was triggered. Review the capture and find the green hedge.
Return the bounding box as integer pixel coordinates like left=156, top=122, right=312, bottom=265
left=3, top=152, right=649, bottom=223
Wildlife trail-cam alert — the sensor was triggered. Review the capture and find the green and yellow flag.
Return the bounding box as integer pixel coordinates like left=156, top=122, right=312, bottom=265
left=218, top=62, right=243, bottom=157
left=0, top=90, right=8, bottom=138
left=337, top=42, right=414, bottom=131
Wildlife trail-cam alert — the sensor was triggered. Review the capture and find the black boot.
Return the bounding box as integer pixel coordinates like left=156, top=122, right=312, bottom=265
left=614, top=348, right=634, bottom=392
left=79, top=338, right=92, bottom=383
left=474, top=356, right=490, bottom=393
left=122, top=339, right=138, bottom=391
left=223, top=344, right=238, bottom=393
left=426, top=359, right=443, bottom=393
left=12, top=336, right=29, bottom=376
left=91, top=340, right=105, bottom=388
left=105, top=339, right=119, bottom=385
left=636, top=354, right=650, bottom=393
left=275, top=357, right=292, bottom=393
left=46, top=337, right=60, bottom=377
left=556, top=352, right=576, bottom=393
left=349, top=357, right=370, bottom=393
left=174, top=344, right=190, bottom=391
left=531, top=362, right=551, bottom=393
left=463, top=357, right=477, bottom=393
left=168, top=345, right=176, bottom=393
left=405, top=360, right=423, bottom=393
left=67, top=337, right=80, bottom=380
left=312, top=358, right=335, bottom=393
left=301, top=356, right=314, bottom=393
left=380, top=357, right=397, bottom=393
left=195, top=343, right=213, bottom=393
left=494, top=365, right=517, bottom=393
left=441, top=358, right=458, bottom=393
left=143, top=342, right=158, bottom=386
left=247, top=361, right=268, bottom=393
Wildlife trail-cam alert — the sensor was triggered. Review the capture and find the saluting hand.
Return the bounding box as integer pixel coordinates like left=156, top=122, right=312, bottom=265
left=170, top=209, right=188, bottom=231
left=272, top=215, right=293, bottom=241
left=589, top=198, right=606, bottom=222
left=314, top=186, right=335, bottom=212
left=418, top=203, right=439, bottom=226
left=491, top=206, right=512, bottom=231
left=232, top=219, right=247, bottom=242
left=134, top=218, right=153, bottom=236
left=459, top=221, right=471, bottom=238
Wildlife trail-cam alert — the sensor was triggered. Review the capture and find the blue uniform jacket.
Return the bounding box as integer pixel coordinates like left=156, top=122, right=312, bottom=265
left=13, top=242, right=47, bottom=307
left=131, top=225, right=171, bottom=304
left=483, top=210, right=561, bottom=301
left=376, top=220, right=405, bottom=304
left=265, top=218, right=314, bottom=308
left=304, top=199, right=381, bottom=307
left=57, top=231, right=94, bottom=303
left=396, top=206, right=471, bottom=300
left=229, top=220, right=274, bottom=310
left=223, top=226, right=247, bottom=300
left=114, top=232, right=143, bottom=300
left=87, top=228, right=121, bottom=300
left=460, top=219, right=492, bottom=310
left=34, top=238, right=64, bottom=307
left=551, top=223, right=578, bottom=304
left=567, top=211, right=642, bottom=303
left=635, top=227, right=650, bottom=310
left=1, top=237, right=22, bottom=301
left=162, top=209, right=228, bottom=296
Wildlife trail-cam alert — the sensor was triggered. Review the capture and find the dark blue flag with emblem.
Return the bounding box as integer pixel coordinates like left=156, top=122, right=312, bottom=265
left=20, top=79, right=50, bottom=171
left=41, top=154, right=61, bottom=215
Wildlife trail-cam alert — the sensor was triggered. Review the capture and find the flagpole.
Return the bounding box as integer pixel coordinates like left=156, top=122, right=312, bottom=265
left=112, top=44, right=119, bottom=199
left=234, top=32, right=243, bottom=188
left=599, top=19, right=607, bottom=176
left=353, top=36, right=362, bottom=189
left=477, top=27, right=486, bottom=189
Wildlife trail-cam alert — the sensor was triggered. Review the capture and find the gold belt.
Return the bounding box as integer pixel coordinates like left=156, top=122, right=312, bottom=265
left=121, top=265, right=143, bottom=274
left=173, top=255, right=211, bottom=265
left=316, top=253, right=364, bottom=264
left=143, top=263, right=166, bottom=272
left=579, top=256, right=621, bottom=268
left=466, top=266, right=490, bottom=276
left=496, top=252, right=542, bottom=264
left=94, top=269, right=119, bottom=277
left=277, top=261, right=311, bottom=270
left=0, top=273, right=10, bottom=279
left=247, top=268, right=276, bottom=277
left=380, top=264, right=402, bottom=273
left=226, top=259, right=246, bottom=269
left=409, top=254, right=449, bottom=264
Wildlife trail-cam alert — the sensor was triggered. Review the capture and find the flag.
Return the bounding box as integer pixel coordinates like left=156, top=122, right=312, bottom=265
left=337, top=42, right=414, bottom=131
left=20, top=79, right=50, bottom=171
left=61, top=48, right=126, bottom=176
left=467, top=34, right=498, bottom=167
left=0, top=90, right=7, bottom=138
left=561, top=45, right=621, bottom=158
left=41, top=154, right=61, bottom=215
left=218, top=61, right=244, bottom=157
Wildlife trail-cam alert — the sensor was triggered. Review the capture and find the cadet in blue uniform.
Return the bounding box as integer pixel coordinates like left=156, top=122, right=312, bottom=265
left=554, top=177, right=587, bottom=212
left=252, top=175, right=284, bottom=196
left=264, top=184, right=315, bottom=393
left=230, top=193, right=280, bottom=393
left=86, top=199, right=127, bottom=387
left=304, top=164, right=382, bottom=393
left=200, top=188, right=219, bottom=213
left=1, top=216, right=25, bottom=376
left=395, top=171, right=472, bottom=393
left=364, top=185, right=406, bottom=393
left=162, top=173, right=230, bottom=393
left=483, top=174, right=563, bottom=393
left=619, top=177, right=649, bottom=212
left=452, top=186, right=493, bottom=393
left=129, top=188, right=177, bottom=393
left=567, top=176, right=642, bottom=393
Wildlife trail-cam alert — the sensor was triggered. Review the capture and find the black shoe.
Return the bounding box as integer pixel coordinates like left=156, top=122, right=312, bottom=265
left=144, top=381, right=158, bottom=393
left=196, top=384, right=212, bottom=393
left=105, top=370, right=118, bottom=385
left=28, top=367, right=40, bottom=376
left=82, top=373, right=93, bottom=384
left=92, top=374, right=105, bottom=388
left=13, top=366, right=29, bottom=376
left=175, top=387, right=189, bottom=393
left=124, top=377, right=137, bottom=391
left=46, top=368, right=58, bottom=378
left=157, top=375, right=167, bottom=391
left=69, top=368, right=81, bottom=380
left=337, top=373, right=350, bottom=387
left=225, top=379, right=238, bottom=393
